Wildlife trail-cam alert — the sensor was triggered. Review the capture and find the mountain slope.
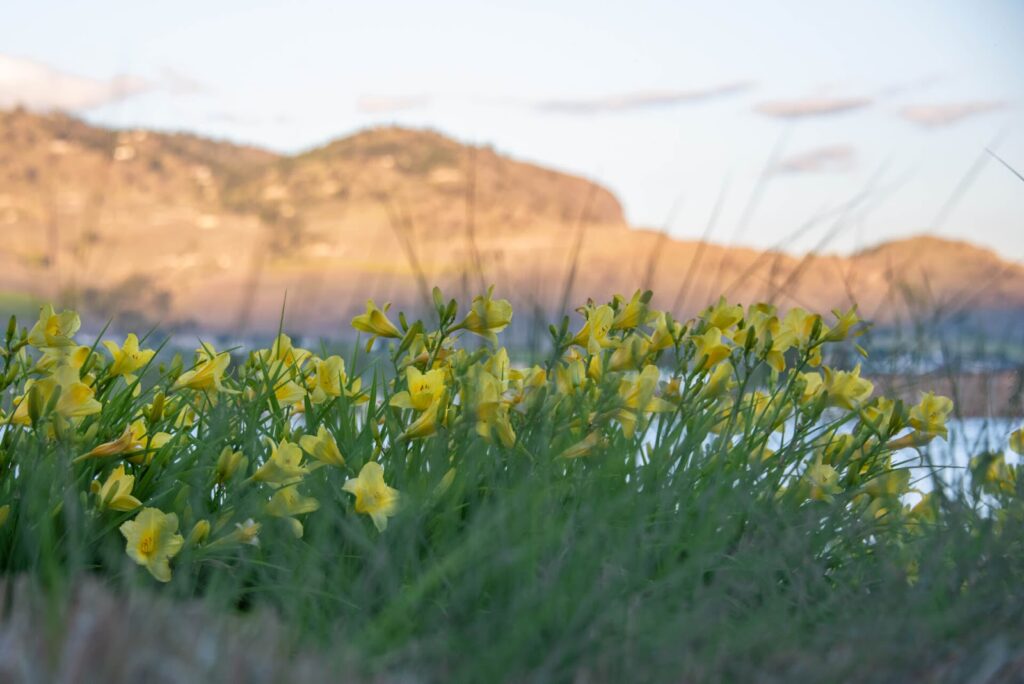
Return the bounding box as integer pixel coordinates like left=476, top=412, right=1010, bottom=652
left=1, top=108, right=1022, bottom=335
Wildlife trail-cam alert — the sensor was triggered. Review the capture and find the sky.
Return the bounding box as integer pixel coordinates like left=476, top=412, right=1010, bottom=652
left=3, top=0, right=1023, bottom=258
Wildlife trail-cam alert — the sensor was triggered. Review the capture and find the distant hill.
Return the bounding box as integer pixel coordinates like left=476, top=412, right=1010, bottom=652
left=1, top=107, right=1023, bottom=337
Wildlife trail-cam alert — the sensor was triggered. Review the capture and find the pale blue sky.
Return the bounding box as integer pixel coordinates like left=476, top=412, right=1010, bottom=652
left=3, top=0, right=1023, bottom=256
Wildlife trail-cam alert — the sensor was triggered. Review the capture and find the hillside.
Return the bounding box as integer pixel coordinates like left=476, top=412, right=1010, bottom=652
left=1, top=108, right=1023, bottom=336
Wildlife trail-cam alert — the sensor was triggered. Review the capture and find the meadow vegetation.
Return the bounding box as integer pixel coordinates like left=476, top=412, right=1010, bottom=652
left=1, top=291, right=1023, bottom=682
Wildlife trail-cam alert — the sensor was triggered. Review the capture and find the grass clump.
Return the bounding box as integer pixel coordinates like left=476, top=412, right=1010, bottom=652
left=1, top=291, right=1023, bottom=682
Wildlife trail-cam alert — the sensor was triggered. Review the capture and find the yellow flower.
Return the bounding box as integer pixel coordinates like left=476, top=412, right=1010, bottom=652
left=402, top=397, right=447, bottom=440
left=187, top=520, right=211, bottom=546
left=27, top=304, right=81, bottom=348
left=265, top=360, right=307, bottom=409
left=35, top=344, right=91, bottom=374
left=352, top=300, right=402, bottom=341
left=455, top=287, right=513, bottom=343
left=692, top=327, right=731, bottom=372
left=559, top=431, right=603, bottom=459
left=471, top=369, right=516, bottom=447
left=1010, top=428, right=1024, bottom=455
left=571, top=305, right=614, bottom=355
left=608, top=334, right=650, bottom=372
left=390, top=366, right=446, bottom=411
left=822, top=364, right=873, bottom=410
left=342, top=462, right=400, bottom=532
left=806, top=461, right=841, bottom=502
left=266, top=484, right=320, bottom=538
left=825, top=306, right=863, bottom=342
left=172, top=344, right=231, bottom=394
left=647, top=311, right=682, bottom=352
left=908, top=392, right=954, bottom=441
left=797, top=371, right=824, bottom=404
left=616, top=364, right=674, bottom=438
left=310, top=355, right=362, bottom=404
left=260, top=333, right=312, bottom=371
left=119, top=508, right=184, bottom=582
left=215, top=447, right=248, bottom=484
left=91, top=464, right=143, bottom=512
left=11, top=365, right=102, bottom=425
left=299, top=424, right=346, bottom=467
left=103, top=333, right=156, bottom=380
left=699, top=361, right=736, bottom=400
left=702, top=296, right=744, bottom=331
left=252, top=439, right=309, bottom=485
left=611, top=291, right=654, bottom=330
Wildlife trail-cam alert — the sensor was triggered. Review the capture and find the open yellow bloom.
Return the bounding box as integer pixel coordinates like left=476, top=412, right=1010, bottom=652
left=260, top=333, right=312, bottom=371
left=310, top=355, right=362, bottom=404
left=823, top=364, right=873, bottom=410
left=908, top=392, right=954, bottom=441
left=390, top=366, right=446, bottom=411
left=119, top=508, right=184, bottom=582
left=702, top=296, right=744, bottom=331
left=343, top=462, right=400, bottom=532
left=616, top=364, right=674, bottom=438
left=611, top=291, right=654, bottom=330
left=692, top=327, right=731, bottom=372
left=27, top=304, right=81, bottom=348
left=806, top=461, right=841, bottom=502
left=252, top=439, right=309, bottom=485
left=352, top=300, right=402, bottom=340
left=471, top=368, right=516, bottom=447
left=11, top=365, right=102, bottom=425
left=172, top=344, right=231, bottom=394
left=456, top=287, right=513, bottom=344
left=299, top=424, right=346, bottom=467
left=266, top=484, right=320, bottom=538
left=1010, top=428, right=1024, bottom=455
left=104, top=333, right=156, bottom=380
left=571, top=305, right=614, bottom=355
left=91, top=464, right=143, bottom=512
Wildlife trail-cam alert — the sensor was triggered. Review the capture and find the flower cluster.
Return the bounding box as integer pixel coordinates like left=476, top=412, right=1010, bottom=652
left=0, top=291, right=1020, bottom=584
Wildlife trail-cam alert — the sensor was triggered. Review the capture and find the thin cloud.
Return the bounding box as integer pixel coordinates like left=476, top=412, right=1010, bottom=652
left=159, top=67, right=208, bottom=95
left=754, top=96, right=871, bottom=119
left=535, top=81, right=753, bottom=114
left=0, top=54, right=148, bottom=111
left=774, top=145, right=856, bottom=174
left=900, top=101, right=1005, bottom=127
left=357, top=94, right=431, bottom=114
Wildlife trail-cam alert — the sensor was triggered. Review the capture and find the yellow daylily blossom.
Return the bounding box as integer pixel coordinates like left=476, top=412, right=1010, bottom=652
left=1010, top=428, right=1024, bottom=455
left=611, top=291, right=654, bottom=330
left=309, top=355, right=362, bottom=404
left=35, top=344, right=92, bottom=374
left=252, top=439, right=309, bottom=485
left=907, top=392, right=954, bottom=441
left=823, top=364, right=873, bottom=410
left=455, top=287, right=513, bottom=343
left=797, top=371, right=824, bottom=404
left=692, top=327, right=731, bottom=372
left=471, top=368, right=516, bottom=447
left=571, top=305, right=614, bottom=355
left=266, top=484, right=321, bottom=538
left=172, top=344, right=232, bottom=394
left=299, top=424, right=346, bottom=467
left=342, top=461, right=400, bottom=532
left=402, top=397, right=447, bottom=440
left=608, top=334, right=651, bottom=372
left=119, top=508, right=184, bottom=582
left=806, top=461, right=841, bottom=502
left=352, top=300, right=402, bottom=340
left=11, top=365, right=102, bottom=425
left=616, top=364, right=674, bottom=438
left=702, top=296, right=744, bottom=331
left=390, top=366, right=446, bottom=411
left=699, top=360, right=736, bottom=400
left=647, top=311, right=682, bottom=352
left=27, top=304, right=81, bottom=348
left=91, top=464, right=143, bottom=511
left=260, top=333, right=312, bottom=371
left=559, top=431, right=603, bottom=459
left=215, top=447, right=248, bottom=484
left=104, top=333, right=156, bottom=379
